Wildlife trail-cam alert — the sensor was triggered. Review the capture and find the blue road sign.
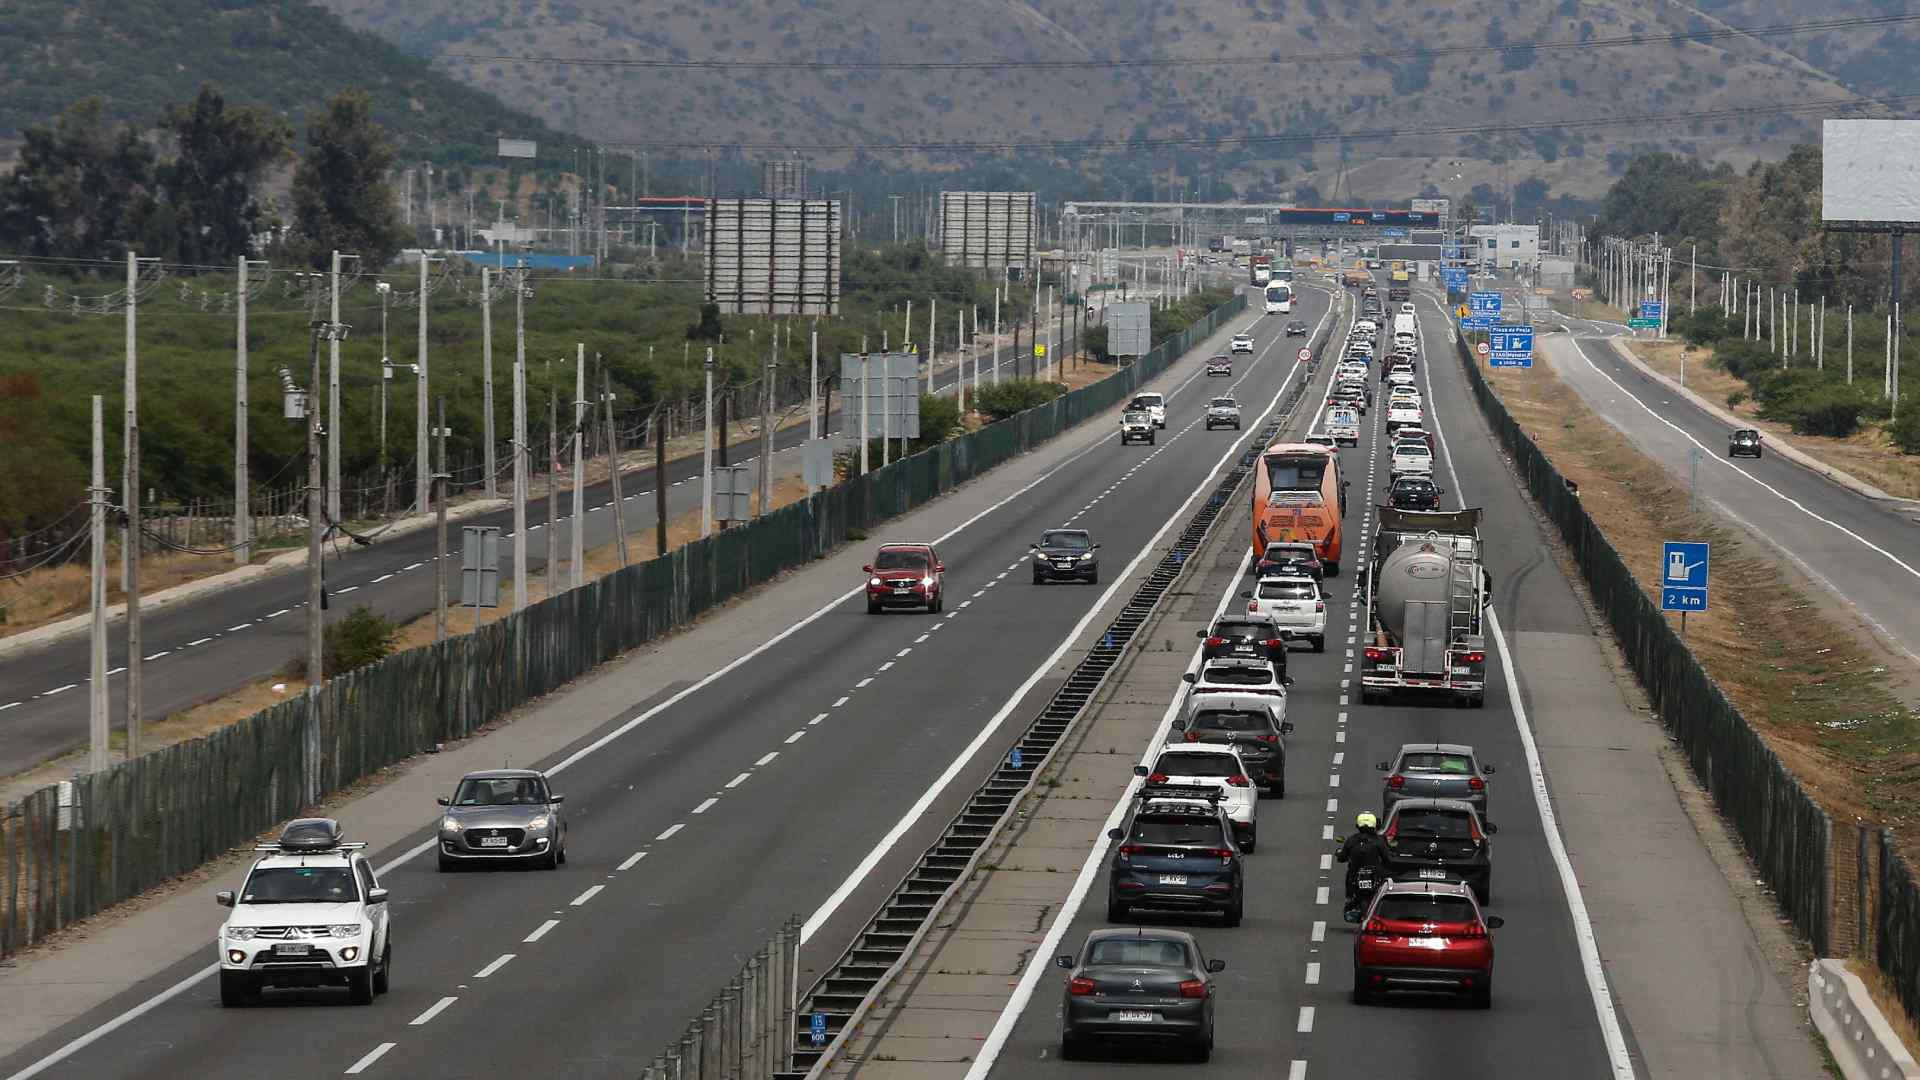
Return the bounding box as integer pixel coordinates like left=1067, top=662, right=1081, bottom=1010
left=1469, top=291, right=1503, bottom=317
left=1443, top=246, right=1462, bottom=259
left=1442, top=267, right=1470, bottom=290
left=1382, top=228, right=1406, bottom=238
left=1660, top=541, right=1710, bottom=612
left=1639, top=300, right=1665, bottom=321
left=1489, top=326, right=1534, bottom=368
left=1332, top=211, right=1351, bottom=223
left=811, top=1012, right=829, bottom=1047
left=1459, top=315, right=1492, bottom=331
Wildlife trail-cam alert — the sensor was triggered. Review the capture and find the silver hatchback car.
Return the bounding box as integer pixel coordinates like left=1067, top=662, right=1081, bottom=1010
left=437, top=769, right=569, bottom=870
left=1376, top=743, right=1493, bottom=819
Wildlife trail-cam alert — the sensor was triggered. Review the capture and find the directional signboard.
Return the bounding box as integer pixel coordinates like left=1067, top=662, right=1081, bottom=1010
left=1469, top=291, right=1503, bottom=317
left=1660, top=541, right=1709, bottom=612
left=1441, top=267, right=1470, bottom=291
left=1638, top=300, right=1665, bottom=321
left=1459, top=315, right=1493, bottom=331
left=1488, top=325, right=1534, bottom=368
left=1627, top=317, right=1661, bottom=330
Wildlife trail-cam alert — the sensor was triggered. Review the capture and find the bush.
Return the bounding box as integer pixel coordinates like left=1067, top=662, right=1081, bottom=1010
left=1670, top=310, right=1739, bottom=347
left=973, top=379, right=1068, bottom=422
left=1711, top=338, right=1776, bottom=381
left=1726, top=390, right=1748, bottom=408
left=1889, top=407, right=1920, bottom=454
left=1761, top=380, right=1875, bottom=438
left=281, top=604, right=399, bottom=681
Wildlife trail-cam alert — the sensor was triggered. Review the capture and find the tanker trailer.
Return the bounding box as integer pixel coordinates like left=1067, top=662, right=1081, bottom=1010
left=1358, top=507, right=1490, bottom=707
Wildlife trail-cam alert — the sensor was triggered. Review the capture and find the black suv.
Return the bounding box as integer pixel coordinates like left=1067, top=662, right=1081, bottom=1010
left=1285, top=319, right=1309, bottom=337
left=1255, top=542, right=1324, bottom=582
left=1031, top=529, right=1100, bottom=584
left=1381, top=798, right=1498, bottom=904
left=1387, top=475, right=1443, bottom=511
left=1197, top=616, right=1289, bottom=676
left=1175, top=705, right=1294, bottom=798
left=1729, top=428, right=1763, bottom=458
left=1106, top=788, right=1244, bottom=925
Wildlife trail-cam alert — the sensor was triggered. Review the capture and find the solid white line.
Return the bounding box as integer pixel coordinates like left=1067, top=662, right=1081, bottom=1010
left=571, top=885, right=605, bottom=906
left=524, top=919, right=559, bottom=943
left=785, top=730, right=806, bottom=744
left=725, top=772, right=751, bottom=788
left=410, top=995, right=458, bottom=1025
left=656, top=824, right=685, bottom=840
left=344, top=1043, right=397, bottom=1074
left=756, top=752, right=779, bottom=766
left=475, top=954, right=515, bottom=978
left=618, top=852, right=648, bottom=871
left=1297, top=1006, right=1315, bottom=1033
left=691, top=797, right=719, bottom=814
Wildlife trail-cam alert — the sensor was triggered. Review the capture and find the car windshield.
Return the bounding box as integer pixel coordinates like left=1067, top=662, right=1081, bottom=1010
left=1203, top=665, right=1274, bottom=686
left=1087, top=935, right=1193, bottom=967
left=1374, top=893, right=1478, bottom=924
left=873, top=549, right=929, bottom=571
left=1394, top=481, right=1435, bottom=494
left=1133, top=395, right=1163, bottom=407
left=1156, top=751, right=1241, bottom=777
left=1402, top=752, right=1474, bottom=774
left=453, top=777, right=548, bottom=805
left=1042, top=532, right=1090, bottom=551
left=1211, top=398, right=1236, bottom=409
left=1263, top=545, right=1312, bottom=562
left=1397, top=446, right=1431, bottom=458
left=1212, top=621, right=1270, bottom=642
left=1258, top=581, right=1318, bottom=600
left=1392, top=808, right=1474, bottom=838
left=1190, top=710, right=1269, bottom=733
left=241, top=866, right=358, bottom=904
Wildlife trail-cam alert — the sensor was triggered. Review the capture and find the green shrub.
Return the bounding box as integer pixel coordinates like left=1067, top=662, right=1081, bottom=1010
left=1670, top=310, right=1739, bottom=347
left=1762, top=381, right=1874, bottom=438
left=325, top=605, right=399, bottom=677
left=1726, top=390, right=1748, bottom=408
left=1711, top=338, right=1775, bottom=381
left=973, top=379, right=1068, bottom=422
left=1889, top=407, right=1920, bottom=454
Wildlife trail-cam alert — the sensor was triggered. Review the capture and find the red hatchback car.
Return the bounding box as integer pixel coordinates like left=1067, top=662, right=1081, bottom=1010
left=864, top=543, right=945, bottom=613
left=1352, top=880, right=1504, bottom=1008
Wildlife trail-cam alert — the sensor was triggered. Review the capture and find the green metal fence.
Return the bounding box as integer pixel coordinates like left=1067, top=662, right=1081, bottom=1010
left=1448, top=328, right=1832, bottom=956
left=0, top=292, right=1247, bottom=959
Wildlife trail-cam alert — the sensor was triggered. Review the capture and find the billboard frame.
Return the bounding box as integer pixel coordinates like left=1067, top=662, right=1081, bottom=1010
left=939, top=191, right=1037, bottom=275
left=705, top=198, right=842, bottom=316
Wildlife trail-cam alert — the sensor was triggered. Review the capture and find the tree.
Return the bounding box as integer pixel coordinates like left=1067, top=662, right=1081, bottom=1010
left=1593, top=152, right=1728, bottom=247
left=287, top=90, right=407, bottom=268
left=0, top=97, right=158, bottom=260
left=159, top=85, right=292, bottom=266
left=0, top=372, right=84, bottom=540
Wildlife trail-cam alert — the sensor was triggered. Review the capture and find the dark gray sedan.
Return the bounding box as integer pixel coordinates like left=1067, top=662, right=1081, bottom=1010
left=437, top=769, right=569, bottom=870
left=1031, top=529, right=1099, bottom=584
left=1377, top=742, right=1493, bottom=818
left=1056, top=928, right=1224, bottom=1061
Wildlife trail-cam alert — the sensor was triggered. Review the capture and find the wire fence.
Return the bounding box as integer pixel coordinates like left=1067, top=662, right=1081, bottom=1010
left=0, top=291, right=1246, bottom=961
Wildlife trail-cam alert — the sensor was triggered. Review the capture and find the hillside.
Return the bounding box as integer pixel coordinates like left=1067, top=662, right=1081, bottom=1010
left=0, top=0, right=575, bottom=167
left=311, top=0, right=1870, bottom=198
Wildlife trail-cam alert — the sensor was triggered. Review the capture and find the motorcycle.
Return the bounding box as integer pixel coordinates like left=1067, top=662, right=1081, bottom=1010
left=1344, top=864, right=1381, bottom=923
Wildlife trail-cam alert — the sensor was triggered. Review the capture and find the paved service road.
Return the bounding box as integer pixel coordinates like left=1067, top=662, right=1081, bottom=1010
left=0, top=288, right=1328, bottom=1080
left=1539, top=306, right=1920, bottom=673
left=0, top=312, right=1088, bottom=775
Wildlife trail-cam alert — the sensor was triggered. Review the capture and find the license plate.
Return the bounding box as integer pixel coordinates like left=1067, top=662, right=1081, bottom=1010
left=479, top=836, right=510, bottom=848
left=893, top=587, right=913, bottom=594
left=1111, top=1010, right=1157, bottom=1023
left=1158, top=875, right=1188, bottom=886
left=1418, top=868, right=1449, bottom=880
left=1055, top=562, right=1074, bottom=569
left=272, top=942, right=311, bottom=956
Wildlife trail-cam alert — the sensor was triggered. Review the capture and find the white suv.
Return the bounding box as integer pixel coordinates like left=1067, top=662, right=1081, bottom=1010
left=1242, top=574, right=1328, bottom=652
left=1390, top=441, right=1435, bottom=479
left=1138, top=742, right=1261, bottom=851
left=1231, top=333, right=1255, bottom=355
left=1130, top=392, right=1168, bottom=428
left=216, top=818, right=392, bottom=1006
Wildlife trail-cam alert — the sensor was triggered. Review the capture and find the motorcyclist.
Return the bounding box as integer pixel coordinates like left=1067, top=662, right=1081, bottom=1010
left=1336, top=811, right=1390, bottom=917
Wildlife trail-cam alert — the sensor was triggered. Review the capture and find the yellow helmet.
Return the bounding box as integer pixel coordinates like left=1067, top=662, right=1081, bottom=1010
left=1356, top=811, right=1378, bottom=830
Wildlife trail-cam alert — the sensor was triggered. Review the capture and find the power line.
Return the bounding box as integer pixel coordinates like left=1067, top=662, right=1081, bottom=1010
left=446, top=13, right=1920, bottom=72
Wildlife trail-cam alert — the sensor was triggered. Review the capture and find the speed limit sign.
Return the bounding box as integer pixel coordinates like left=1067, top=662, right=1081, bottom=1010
left=1476, top=341, right=1491, bottom=358
left=1295, top=347, right=1311, bottom=362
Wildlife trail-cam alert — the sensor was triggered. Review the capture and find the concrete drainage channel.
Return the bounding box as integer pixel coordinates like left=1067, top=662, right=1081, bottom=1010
left=777, top=359, right=1317, bottom=1079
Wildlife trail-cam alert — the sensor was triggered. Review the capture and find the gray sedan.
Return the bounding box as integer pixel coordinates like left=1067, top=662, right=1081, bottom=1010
left=1057, top=928, right=1224, bottom=1061
left=437, top=769, right=569, bottom=870
left=1377, top=743, right=1493, bottom=818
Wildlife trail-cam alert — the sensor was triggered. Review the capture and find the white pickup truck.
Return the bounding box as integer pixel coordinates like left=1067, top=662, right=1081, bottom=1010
left=1129, top=392, right=1167, bottom=429
left=1120, top=410, right=1156, bottom=445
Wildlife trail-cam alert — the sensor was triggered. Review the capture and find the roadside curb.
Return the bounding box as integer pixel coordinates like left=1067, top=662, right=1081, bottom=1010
left=1810, top=959, right=1920, bottom=1080
left=1597, top=335, right=1902, bottom=504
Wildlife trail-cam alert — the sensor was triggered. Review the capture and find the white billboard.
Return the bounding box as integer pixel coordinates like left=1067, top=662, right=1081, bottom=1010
left=939, top=192, right=1036, bottom=273
left=497, top=138, right=537, bottom=159
left=1411, top=197, right=1450, bottom=217
left=1822, top=119, right=1920, bottom=227
left=706, top=198, right=842, bottom=315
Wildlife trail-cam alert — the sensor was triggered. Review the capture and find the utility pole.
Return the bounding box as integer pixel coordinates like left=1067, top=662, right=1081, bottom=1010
left=376, top=281, right=392, bottom=512
left=928, top=298, right=937, bottom=398
left=416, top=254, right=432, bottom=513
left=327, top=251, right=343, bottom=523
left=482, top=268, right=497, bottom=498
left=760, top=344, right=774, bottom=517
left=701, top=348, right=715, bottom=538
left=994, top=288, right=1002, bottom=385
left=654, top=400, right=668, bottom=557
left=1848, top=304, right=1854, bottom=384
left=306, top=319, right=348, bottom=690
left=547, top=363, right=558, bottom=595
left=602, top=364, right=627, bottom=568
left=571, top=343, right=586, bottom=590
left=957, top=308, right=967, bottom=415
left=434, top=397, right=449, bottom=642
left=512, top=271, right=530, bottom=611
left=123, top=251, right=143, bottom=759
left=1689, top=244, right=1697, bottom=316
left=235, top=256, right=253, bottom=566
left=808, top=325, right=820, bottom=441
left=860, top=343, right=871, bottom=476
left=89, top=396, right=108, bottom=774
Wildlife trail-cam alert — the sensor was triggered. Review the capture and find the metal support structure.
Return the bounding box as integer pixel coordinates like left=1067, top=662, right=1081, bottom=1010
left=482, top=268, right=497, bottom=498
left=603, top=364, right=628, bottom=568
left=512, top=271, right=530, bottom=611
left=235, top=256, right=252, bottom=565
left=89, top=396, right=108, bottom=774
left=434, top=397, right=450, bottom=642
left=123, top=251, right=143, bottom=759
left=701, top=349, right=715, bottom=538
left=415, top=254, right=432, bottom=514
left=571, top=343, right=586, bottom=590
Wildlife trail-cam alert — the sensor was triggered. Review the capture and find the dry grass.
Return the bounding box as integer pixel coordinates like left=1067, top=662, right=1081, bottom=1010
left=0, top=549, right=254, bottom=640
left=1623, top=338, right=1920, bottom=501
left=1485, top=359, right=1920, bottom=834
left=1847, top=958, right=1920, bottom=1063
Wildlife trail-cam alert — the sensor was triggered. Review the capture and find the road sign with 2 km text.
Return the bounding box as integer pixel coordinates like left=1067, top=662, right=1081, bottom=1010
left=1660, top=541, right=1709, bottom=612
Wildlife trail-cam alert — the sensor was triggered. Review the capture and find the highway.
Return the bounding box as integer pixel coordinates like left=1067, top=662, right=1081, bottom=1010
left=1541, top=307, right=1920, bottom=673
left=0, top=305, right=1113, bottom=775
left=0, top=286, right=1326, bottom=1079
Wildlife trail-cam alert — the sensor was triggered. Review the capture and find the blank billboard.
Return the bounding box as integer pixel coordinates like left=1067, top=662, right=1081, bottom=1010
left=940, top=192, right=1036, bottom=273
left=497, top=138, right=537, bottom=159
left=1107, top=302, right=1151, bottom=357
left=1823, top=120, right=1920, bottom=227
left=706, top=199, right=842, bottom=315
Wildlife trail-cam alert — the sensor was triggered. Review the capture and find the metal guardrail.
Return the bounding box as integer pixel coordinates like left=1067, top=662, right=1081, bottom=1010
left=637, top=917, right=800, bottom=1080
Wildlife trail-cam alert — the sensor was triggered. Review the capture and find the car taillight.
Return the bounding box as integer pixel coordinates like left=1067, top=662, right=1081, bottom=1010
left=1364, top=647, right=1391, bottom=661
left=1204, top=636, right=1225, bottom=648
left=1452, top=923, right=1487, bottom=939
left=1263, top=639, right=1283, bottom=649
left=1178, top=980, right=1207, bottom=999
left=1467, top=776, right=1485, bottom=791
left=1457, top=650, right=1485, bottom=664
left=1069, top=976, right=1097, bottom=996
left=1226, top=775, right=1251, bottom=788
left=1208, top=848, right=1236, bottom=861
left=1248, top=602, right=1259, bottom=614
left=1363, top=917, right=1390, bottom=935
left=1387, top=774, right=1405, bottom=789
left=1383, top=819, right=1399, bottom=841
left=1184, top=730, right=1201, bottom=742
left=1469, top=818, right=1486, bottom=844
left=1147, top=773, right=1169, bottom=784
left=1315, top=601, right=1325, bottom=612
left=1257, top=734, right=1279, bottom=744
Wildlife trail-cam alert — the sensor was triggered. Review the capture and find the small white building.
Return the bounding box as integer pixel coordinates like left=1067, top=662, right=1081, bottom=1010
left=1468, top=224, right=1540, bottom=271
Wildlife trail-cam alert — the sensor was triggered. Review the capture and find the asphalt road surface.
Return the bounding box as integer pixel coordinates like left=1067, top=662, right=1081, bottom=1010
left=0, top=287, right=1328, bottom=1079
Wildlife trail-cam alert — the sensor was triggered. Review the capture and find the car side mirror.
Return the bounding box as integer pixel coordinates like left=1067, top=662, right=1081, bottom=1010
left=1240, top=590, right=1253, bottom=599
left=1132, top=764, right=1150, bottom=777
left=1056, top=954, right=1076, bottom=969
left=436, top=796, right=450, bottom=806
left=1283, top=676, right=1295, bottom=686
left=1321, top=591, right=1332, bottom=601
left=1281, top=721, right=1295, bottom=735
left=216, top=890, right=235, bottom=908
left=550, top=795, right=565, bottom=804
left=862, top=564, right=873, bottom=573
left=1206, top=959, right=1227, bottom=973
left=1437, top=488, right=1446, bottom=495
left=1181, top=673, right=1196, bottom=684
left=1376, top=761, right=1390, bottom=771
left=1107, top=827, right=1125, bottom=841
left=935, top=564, right=945, bottom=573
left=1482, top=765, right=1496, bottom=775
left=1029, top=543, right=1038, bottom=549
left=1170, top=718, right=1187, bottom=732
left=1093, top=544, right=1101, bottom=550
left=1195, top=629, right=1208, bottom=639
left=1484, top=915, right=1505, bottom=930
left=1483, top=822, right=1499, bottom=835
left=367, top=888, right=390, bottom=904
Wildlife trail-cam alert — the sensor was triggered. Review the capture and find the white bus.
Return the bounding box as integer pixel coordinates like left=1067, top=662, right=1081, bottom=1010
left=1263, top=282, right=1295, bottom=314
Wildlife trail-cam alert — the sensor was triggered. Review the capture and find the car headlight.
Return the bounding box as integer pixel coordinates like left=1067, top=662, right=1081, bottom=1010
left=225, top=926, right=258, bottom=941
left=331, top=924, right=363, bottom=938
left=920, top=576, right=933, bottom=586
left=1078, top=553, right=1094, bottom=562
left=869, top=577, right=882, bottom=587
left=440, top=816, right=463, bottom=833
left=227, top=949, right=247, bottom=964
left=525, top=815, right=551, bottom=831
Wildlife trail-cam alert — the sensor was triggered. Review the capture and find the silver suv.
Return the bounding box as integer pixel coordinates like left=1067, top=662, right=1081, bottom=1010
left=1205, top=396, right=1242, bottom=430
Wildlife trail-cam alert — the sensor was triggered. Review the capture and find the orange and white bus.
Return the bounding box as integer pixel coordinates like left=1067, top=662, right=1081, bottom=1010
left=1252, top=442, right=1346, bottom=576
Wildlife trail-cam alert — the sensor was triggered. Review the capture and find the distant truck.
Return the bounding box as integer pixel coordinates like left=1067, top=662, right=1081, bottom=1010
left=1387, top=268, right=1411, bottom=302
left=1358, top=508, right=1491, bottom=707
left=1232, top=239, right=1253, bottom=258
left=1249, top=254, right=1274, bottom=285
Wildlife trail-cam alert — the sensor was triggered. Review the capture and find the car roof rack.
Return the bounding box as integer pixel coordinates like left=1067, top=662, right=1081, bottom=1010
left=1137, top=782, right=1225, bottom=803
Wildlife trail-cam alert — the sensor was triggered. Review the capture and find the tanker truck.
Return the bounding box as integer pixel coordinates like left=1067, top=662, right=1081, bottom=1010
left=1357, top=507, right=1491, bottom=708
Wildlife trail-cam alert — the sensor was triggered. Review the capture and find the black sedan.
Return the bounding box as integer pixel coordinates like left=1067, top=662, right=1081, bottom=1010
left=1197, top=615, right=1289, bottom=671
left=1031, top=529, right=1100, bottom=584
left=1387, top=475, right=1444, bottom=511
left=1729, top=428, right=1763, bottom=458
left=1284, top=319, right=1309, bottom=337
left=1058, top=928, right=1225, bottom=1061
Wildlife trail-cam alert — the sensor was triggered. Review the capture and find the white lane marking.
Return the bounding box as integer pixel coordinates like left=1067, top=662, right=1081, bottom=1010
left=475, top=953, right=515, bottom=978
left=225, top=623, right=250, bottom=633
left=691, top=797, right=719, bottom=814
left=1337, top=711, right=1347, bottom=723
left=895, top=648, right=913, bottom=658
left=914, top=634, right=930, bottom=644
left=1328, top=774, right=1340, bottom=788
left=370, top=574, right=393, bottom=584
left=103, top=666, right=125, bottom=677
left=1315, top=885, right=1329, bottom=905
left=756, top=752, right=779, bottom=766
left=184, top=637, right=212, bottom=647
left=1326, top=798, right=1338, bottom=813
left=725, top=772, right=751, bottom=788
left=785, top=730, right=806, bottom=744
left=855, top=677, right=873, bottom=688
left=524, top=920, right=559, bottom=943
left=41, top=684, right=77, bottom=696
left=1289, top=1061, right=1307, bottom=1080
left=618, top=852, right=648, bottom=871
left=972, top=589, right=986, bottom=598
left=410, top=995, right=458, bottom=1025
left=142, top=651, right=169, bottom=660
left=334, top=586, right=358, bottom=595
left=571, top=885, right=605, bottom=906
left=809, top=712, right=828, bottom=726
left=265, top=608, right=290, bottom=618
left=344, top=1043, right=396, bottom=1074
left=958, top=601, right=972, bottom=608
left=1297, top=1006, right=1315, bottom=1033
left=1311, top=922, right=1326, bottom=944
left=1321, top=824, right=1334, bottom=840
left=1332, top=752, right=1344, bottom=766
left=832, top=696, right=849, bottom=708
left=1319, top=853, right=1332, bottom=870
left=0, top=702, right=19, bottom=712
left=403, top=562, right=424, bottom=570
left=655, top=824, right=685, bottom=841
left=877, top=662, right=894, bottom=672
left=1422, top=297, right=1636, bottom=1079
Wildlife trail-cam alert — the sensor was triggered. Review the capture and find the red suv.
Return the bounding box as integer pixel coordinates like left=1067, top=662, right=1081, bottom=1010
left=1352, top=880, right=1504, bottom=1008
left=864, top=543, right=944, bottom=613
